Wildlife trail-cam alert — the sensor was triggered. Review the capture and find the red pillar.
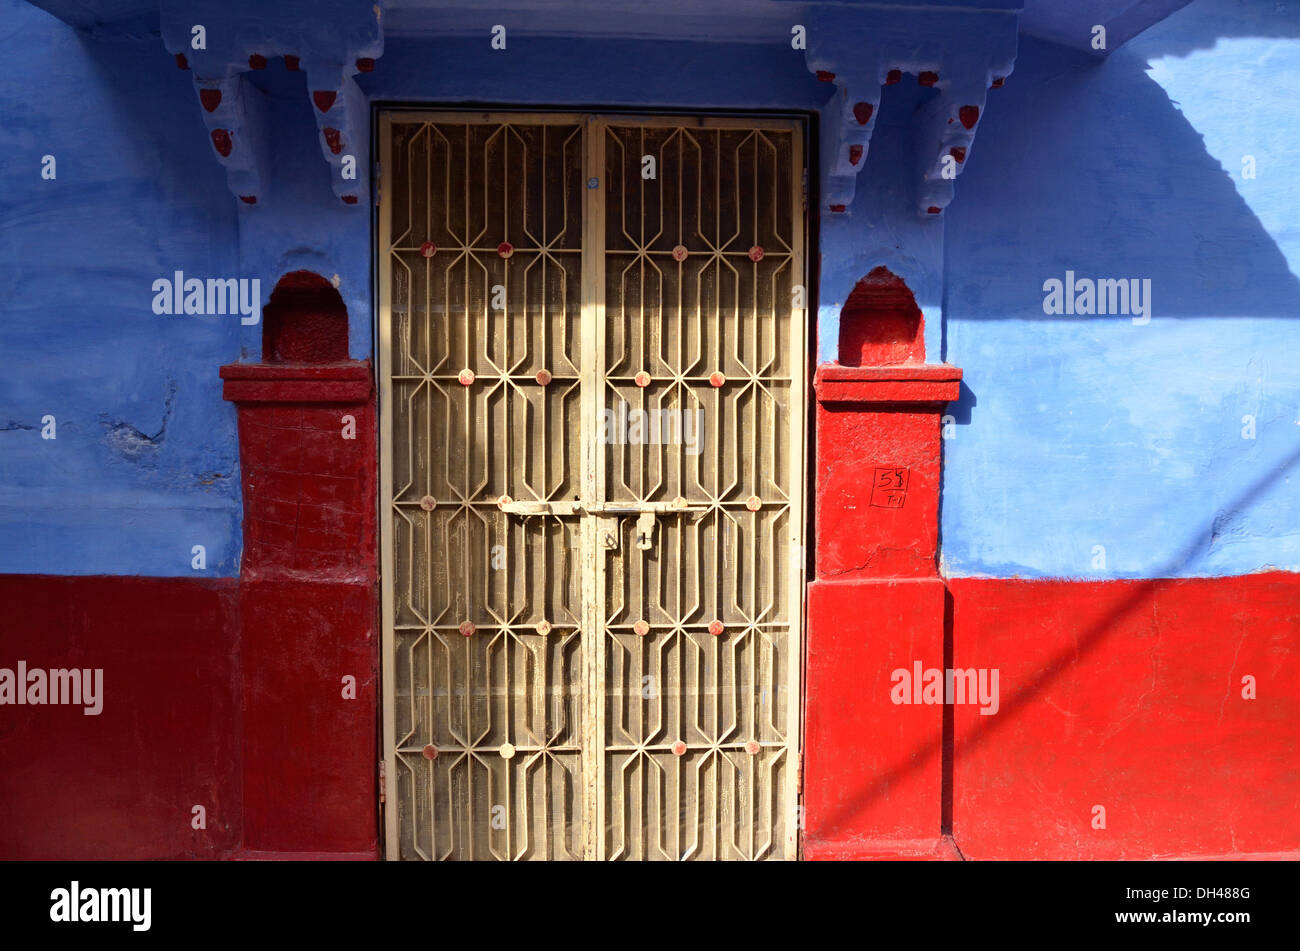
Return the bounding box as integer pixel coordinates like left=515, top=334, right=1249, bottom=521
left=803, top=363, right=961, bottom=859
left=219, top=362, right=379, bottom=858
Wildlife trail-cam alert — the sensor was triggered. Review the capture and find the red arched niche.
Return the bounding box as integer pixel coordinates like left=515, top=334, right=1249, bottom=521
left=261, top=270, right=349, bottom=363
left=837, top=266, right=924, bottom=367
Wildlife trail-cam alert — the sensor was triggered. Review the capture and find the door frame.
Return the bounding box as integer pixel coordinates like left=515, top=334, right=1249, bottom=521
left=375, top=107, right=813, bottom=859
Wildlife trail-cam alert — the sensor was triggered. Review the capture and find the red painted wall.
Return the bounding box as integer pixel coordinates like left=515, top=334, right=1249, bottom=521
left=240, top=580, right=377, bottom=855
left=804, top=576, right=947, bottom=856
left=0, top=576, right=241, bottom=860
left=803, top=363, right=961, bottom=860
left=950, top=573, right=1300, bottom=860
left=803, top=571, right=1300, bottom=860
left=8, top=571, right=1293, bottom=860
left=223, top=360, right=379, bottom=859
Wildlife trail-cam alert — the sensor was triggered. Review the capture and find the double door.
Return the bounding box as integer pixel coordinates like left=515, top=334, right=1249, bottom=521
left=379, top=112, right=806, bottom=860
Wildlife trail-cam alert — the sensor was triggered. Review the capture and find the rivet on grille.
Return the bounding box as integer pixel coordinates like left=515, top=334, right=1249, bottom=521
left=422, top=744, right=438, bottom=760
left=500, top=743, right=515, bottom=759
left=746, top=496, right=762, bottom=511
left=672, top=245, right=688, bottom=261
left=496, top=495, right=512, bottom=509
left=420, top=242, right=436, bottom=258
left=634, top=371, right=651, bottom=387
left=708, top=619, right=725, bottom=637
left=748, top=246, right=764, bottom=262
left=633, top=620, right=650, bottom=637
left=419, top=495, right=436, bottom=511
left=745, top=740, right=761, bottom=755
left=709, top=371, right=725, bottom=387
left=459, top=621, right=476, bottom=637
left=498, top=241, right=514, bottom=258
left=672, top=740, right=687, bottom=756
left=458, top=368, right=475, bottom=385
left=536, top=620, right=551, bottom=635
left=536, top=369, right=552, bottom=386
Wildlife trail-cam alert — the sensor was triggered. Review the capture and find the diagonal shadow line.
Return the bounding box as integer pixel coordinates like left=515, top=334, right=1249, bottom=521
left=816, top=441, right=1300, bottom=846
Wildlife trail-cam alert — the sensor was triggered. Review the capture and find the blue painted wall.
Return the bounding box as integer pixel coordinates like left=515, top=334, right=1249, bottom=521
left=1, top=0, right=1296, bottom=579
left=940, top=0, right=1300, bottom=578
left=0, top=0, right=242, bottom=575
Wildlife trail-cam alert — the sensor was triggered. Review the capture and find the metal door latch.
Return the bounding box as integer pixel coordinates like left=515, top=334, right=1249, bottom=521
left=635, top=511, right=656, bottom=551
left=499, top=497, right=709, bottom=555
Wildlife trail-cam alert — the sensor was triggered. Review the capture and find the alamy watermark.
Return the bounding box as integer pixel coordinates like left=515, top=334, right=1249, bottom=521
left=152, top=271, right=260, bottom=324
left=599, top=399, right=704, bottom=455
left=50, top=882, right=150, bottom=931
left=0, top=661, right=103, bottom=715
left=891, top=661, right=1000, bottom=715
left=1042, top=271, right=1151, bottom=325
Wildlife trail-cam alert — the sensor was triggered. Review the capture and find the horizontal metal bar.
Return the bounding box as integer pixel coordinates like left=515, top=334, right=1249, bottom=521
left=499, top=499, right=709, bottom=516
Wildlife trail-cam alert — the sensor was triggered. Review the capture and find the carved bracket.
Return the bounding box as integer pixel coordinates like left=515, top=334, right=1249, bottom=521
left=160, top=0, right=382, bottom=205
left=803, top=7, right=1017, bottom=217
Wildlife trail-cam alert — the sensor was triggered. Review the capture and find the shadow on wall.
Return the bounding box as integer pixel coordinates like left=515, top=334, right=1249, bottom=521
left=936, top=0, right=1300, bottom=579
left=945, top=27, right=1300, bottom=326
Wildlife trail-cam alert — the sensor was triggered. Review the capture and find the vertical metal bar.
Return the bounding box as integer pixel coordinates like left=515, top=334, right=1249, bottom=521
left=378, top=113, right=398, bottom=860
left=786, top=126, right=807, bottom=861
left=581, top=115, right=607, bottom=860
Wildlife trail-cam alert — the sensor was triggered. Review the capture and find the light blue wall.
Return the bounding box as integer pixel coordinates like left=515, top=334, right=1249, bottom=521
left=2, top=0, right=1296, bottom=580
left=940, top=0, right=1300, bottom=578
left=0, top=0, right=242, bottom=575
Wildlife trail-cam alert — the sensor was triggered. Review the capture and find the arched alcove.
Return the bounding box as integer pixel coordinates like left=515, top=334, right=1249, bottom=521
left=837, top=266, right=924, bottom=367
left=261, top=270, right=349, bottom=363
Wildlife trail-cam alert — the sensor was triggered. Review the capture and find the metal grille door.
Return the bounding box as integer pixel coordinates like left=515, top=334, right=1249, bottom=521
left=380, top=113, right=806, bottom=860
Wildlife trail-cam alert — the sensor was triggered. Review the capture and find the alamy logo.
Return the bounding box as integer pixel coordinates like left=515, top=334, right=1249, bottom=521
left=1042, top=270, right=1151, bottom=325
left=50, top=881, right=150, bottom=932
left=152, top=271, right=260, bottom=325
left=890, top=661, right=1000, bottom=715
left=0, top=661, right=103, bottom=715
left=600, top=400, right=704, bottom=456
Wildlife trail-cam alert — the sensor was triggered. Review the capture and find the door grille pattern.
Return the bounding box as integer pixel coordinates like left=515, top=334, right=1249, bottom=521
left=601, top=125, right=797, bottom=860
left=380, top=113, right=805, bottom=861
